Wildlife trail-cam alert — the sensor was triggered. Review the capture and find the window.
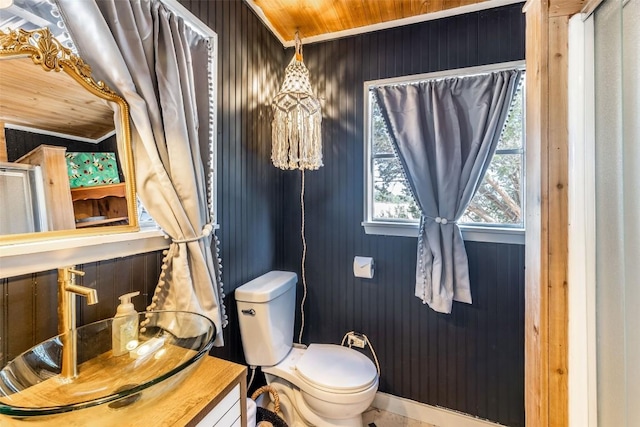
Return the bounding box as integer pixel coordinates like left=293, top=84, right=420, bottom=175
left=363, top=63, right=525, bottom=244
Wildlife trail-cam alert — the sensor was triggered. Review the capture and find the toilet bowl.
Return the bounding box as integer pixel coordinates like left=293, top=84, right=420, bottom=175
left=263, top=344, right=378, bottom=426
left=235, top=271, right=379, bottom=426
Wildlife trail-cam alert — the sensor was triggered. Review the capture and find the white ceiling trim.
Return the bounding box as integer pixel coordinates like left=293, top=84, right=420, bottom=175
left=244, top=0, right=525, bottom=47
left=4, top=123, right=116, bottom=144
left=159, top=0, right=217, bottom=38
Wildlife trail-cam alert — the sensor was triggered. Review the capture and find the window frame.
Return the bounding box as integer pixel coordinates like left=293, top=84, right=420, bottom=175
left=362, top=61, right=526, bottom=245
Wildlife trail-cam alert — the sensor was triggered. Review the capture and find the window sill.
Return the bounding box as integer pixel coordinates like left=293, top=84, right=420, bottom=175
left=362, top=221, right=525, bottom=245
left=0, top=227, right=170, bottom=279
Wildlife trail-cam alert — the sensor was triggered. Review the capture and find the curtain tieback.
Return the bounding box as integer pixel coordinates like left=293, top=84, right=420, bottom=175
left=170, top=223, right=214, bottom=243
left=426, top=216, right=456, bottom=225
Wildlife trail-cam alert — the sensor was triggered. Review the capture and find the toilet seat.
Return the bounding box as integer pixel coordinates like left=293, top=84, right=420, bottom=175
left=263, top=344, right=379, bottom=405
left=295, top=344, right=378, bottom=394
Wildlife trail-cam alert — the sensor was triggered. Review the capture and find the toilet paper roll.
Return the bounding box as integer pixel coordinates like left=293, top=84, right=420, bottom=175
left=353, top=256, right=375, bottom=279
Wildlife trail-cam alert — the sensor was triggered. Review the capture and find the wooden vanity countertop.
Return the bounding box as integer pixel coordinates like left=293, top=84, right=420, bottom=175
left=0, top=356, right=247, bottom=427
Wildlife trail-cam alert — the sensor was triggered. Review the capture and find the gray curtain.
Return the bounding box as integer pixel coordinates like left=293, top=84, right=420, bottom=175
left=373, top=69, right=522, bottom=314
left=57, top=0, right=226, bottom=344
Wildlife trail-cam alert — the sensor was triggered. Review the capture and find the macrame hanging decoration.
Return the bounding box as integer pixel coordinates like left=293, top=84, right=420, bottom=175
left=272, top=32, right=323, bottom=170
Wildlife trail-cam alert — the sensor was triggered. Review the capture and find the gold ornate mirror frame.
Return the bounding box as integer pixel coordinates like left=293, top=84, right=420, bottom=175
left=0, top=27, right=138, bottom=244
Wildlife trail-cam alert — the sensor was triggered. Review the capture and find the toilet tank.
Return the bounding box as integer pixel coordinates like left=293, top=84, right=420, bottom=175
left=235, top=271, right=297, bottom=367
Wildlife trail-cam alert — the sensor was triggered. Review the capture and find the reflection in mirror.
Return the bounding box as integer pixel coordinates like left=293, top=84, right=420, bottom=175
left=0, top=27, right=138, bottom=243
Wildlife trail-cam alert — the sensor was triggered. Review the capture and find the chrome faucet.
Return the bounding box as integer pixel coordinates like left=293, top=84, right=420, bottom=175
left=57, top=266, right=98, bottom=379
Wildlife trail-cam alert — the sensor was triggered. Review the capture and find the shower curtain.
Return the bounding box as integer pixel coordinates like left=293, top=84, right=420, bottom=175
left=56, top=0, right=226, bottom=344
left=593, top=0, right=640, bottom=424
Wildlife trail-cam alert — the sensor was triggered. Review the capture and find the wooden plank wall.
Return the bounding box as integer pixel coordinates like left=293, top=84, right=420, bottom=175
left=276, top=4, right=527, bottom=426
left=179, top=0, right=286, bottom=363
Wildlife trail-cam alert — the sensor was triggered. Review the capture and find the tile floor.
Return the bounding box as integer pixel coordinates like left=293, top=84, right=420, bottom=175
left=362, top=407, right=436, bottom=427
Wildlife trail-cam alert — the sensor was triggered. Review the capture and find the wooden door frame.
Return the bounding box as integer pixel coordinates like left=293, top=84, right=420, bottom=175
left=523, top=0, right=585, bottom=425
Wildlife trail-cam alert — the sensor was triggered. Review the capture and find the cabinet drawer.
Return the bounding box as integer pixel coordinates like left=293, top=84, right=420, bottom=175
left=215, top=400, right=241, bottom=427
left=195, top=383, right=240, bottom=427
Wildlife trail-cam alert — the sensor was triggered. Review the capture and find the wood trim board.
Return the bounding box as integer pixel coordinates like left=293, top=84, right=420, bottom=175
left=524, top=0, right=583, bottom=425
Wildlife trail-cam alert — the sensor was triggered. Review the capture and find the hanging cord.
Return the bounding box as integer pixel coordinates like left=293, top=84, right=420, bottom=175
left=341, top=331, right=381, bottom=376
left=298, top=169, right=307, bottom=344
left=295, top=30, right=303, bottom=61
left=247, top=366, right=257, bottom=390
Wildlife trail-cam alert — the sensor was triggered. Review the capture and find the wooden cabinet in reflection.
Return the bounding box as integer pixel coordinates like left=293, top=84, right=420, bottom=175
left=16, top=144, right=75, bottom=231
left=14, top=144, right=129, bottom=230
left=71, top=183, right=128, bottom=228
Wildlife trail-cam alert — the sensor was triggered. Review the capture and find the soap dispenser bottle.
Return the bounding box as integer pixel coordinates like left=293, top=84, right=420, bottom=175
left=112, top=291, right=140, bottom=356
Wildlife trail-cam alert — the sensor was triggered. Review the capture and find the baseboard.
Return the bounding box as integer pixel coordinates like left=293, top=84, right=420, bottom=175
left=372, top=392, right=506, bottom=427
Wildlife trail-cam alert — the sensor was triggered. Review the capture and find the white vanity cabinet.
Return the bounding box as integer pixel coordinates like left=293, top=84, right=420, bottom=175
left=196, top=383, right=242, bottom=427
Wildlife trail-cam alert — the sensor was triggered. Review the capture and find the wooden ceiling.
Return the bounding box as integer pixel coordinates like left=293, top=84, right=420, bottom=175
left=1, top=2, right=113, bottom=142
left=0, top=0, right=512, bottom=142
left=0, top=57, right=115, bottom=141
left=247, top=0, right=497, bottom=45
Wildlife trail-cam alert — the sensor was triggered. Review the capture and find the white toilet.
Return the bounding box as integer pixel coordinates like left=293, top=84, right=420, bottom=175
left=235, top=271, right=379, bottom=427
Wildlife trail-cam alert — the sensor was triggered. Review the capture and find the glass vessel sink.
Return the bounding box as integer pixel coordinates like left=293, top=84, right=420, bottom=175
left=0, top=311, right=215, bottom=419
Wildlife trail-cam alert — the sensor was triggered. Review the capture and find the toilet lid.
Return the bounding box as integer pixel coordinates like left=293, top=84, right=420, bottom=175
left=295, top=344, right=378, bottom=393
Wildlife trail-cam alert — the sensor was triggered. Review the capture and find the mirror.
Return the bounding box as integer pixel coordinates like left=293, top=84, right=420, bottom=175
left=0, top=27, right=138, bottom=244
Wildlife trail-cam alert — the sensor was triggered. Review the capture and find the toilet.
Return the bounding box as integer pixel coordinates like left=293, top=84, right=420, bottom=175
left=235, top=271, right=379, bottom=427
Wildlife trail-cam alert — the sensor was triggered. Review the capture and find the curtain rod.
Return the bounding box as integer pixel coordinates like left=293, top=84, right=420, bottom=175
left=365, top=60, right=526, bottom=88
